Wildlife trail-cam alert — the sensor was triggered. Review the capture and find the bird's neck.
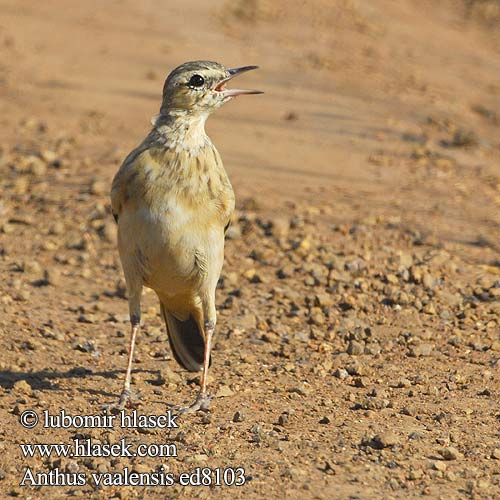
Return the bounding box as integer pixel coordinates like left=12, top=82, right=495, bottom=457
left=151, top=111, right=211, bottom=154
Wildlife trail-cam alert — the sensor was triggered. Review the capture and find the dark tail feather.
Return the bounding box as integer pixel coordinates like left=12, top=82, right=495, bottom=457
left=160, top=303, right=204, bottom=372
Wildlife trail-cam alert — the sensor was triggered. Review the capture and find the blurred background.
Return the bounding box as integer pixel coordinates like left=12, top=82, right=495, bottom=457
left=1, top=0, right=499, bottom=253
left=1, top=2, right=500, bottom=499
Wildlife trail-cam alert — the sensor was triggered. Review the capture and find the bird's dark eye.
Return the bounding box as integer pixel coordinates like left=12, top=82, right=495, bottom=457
left=188, top=74, right=205, bottom=88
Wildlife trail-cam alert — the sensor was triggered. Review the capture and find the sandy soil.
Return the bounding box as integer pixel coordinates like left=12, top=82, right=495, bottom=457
left=0, top=0, right=499, bottom=498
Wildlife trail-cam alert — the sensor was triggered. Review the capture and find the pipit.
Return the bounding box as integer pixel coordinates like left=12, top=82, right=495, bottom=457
left=108, top=61, right=262, bottom=413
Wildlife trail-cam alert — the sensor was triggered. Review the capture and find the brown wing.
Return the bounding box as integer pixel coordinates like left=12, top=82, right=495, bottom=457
left=110, top=148, right=143, bottom=223
left=110, top=145, right=166, bottom=222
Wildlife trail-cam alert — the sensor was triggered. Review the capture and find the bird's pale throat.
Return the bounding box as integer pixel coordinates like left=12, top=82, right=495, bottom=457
left=155, top=112, right=210, bottom=153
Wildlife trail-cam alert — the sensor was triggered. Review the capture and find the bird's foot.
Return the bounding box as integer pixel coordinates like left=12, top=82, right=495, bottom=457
left=173, top=393, right=212, bottom=415
left=102, top=389, right=139, bottom=413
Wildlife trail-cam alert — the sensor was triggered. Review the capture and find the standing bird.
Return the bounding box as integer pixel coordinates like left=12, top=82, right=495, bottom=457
left=108, top=61, right=262, bottom=413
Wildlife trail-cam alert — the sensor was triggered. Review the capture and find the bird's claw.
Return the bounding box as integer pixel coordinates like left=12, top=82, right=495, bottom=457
left=173, top=393, right=212, bottom=414
left=102, top=389, right=139, bottom=413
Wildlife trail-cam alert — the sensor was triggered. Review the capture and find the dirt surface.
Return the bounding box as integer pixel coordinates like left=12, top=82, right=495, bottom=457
left=1, top=1, right=500, bottom=499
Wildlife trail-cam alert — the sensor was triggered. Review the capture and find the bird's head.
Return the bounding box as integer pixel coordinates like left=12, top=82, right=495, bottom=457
left=159, top=61, right=262, bottom=118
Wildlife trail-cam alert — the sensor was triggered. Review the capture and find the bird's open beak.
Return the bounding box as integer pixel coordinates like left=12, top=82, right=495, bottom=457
left=214, top=66, right=263, bottom=97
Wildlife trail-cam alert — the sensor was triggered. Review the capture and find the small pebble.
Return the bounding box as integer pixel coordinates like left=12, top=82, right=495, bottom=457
left=439, top=446, right=461, bottom=461
left=347, top=340, right=364, bottom=356
left=372, top=431, right=399, bottom=448
left=334, top=368, right=349, bottom=380
left=233, top=410, right=246, bottom=423
left=433, top=460, right=447, bottom=472
left=12, top=380, right=31, bottom=394
left=278, top=413, right=289, bottom=426
left=409, top=343, right=433, bottom=357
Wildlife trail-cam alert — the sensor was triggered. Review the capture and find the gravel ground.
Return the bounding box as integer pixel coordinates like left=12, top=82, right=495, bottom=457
left=0, top=126, right=499, bottom=499
left=0, top=1, right=499, bottom=499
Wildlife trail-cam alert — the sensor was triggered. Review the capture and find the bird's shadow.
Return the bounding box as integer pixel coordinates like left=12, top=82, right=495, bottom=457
left=0, top=367, right=155, bottom=394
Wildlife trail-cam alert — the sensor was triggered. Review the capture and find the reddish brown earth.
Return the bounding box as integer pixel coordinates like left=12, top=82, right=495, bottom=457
left=0, top=1, right=499, bottom=499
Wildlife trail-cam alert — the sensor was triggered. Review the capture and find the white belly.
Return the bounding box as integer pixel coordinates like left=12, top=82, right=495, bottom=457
left=117, top=199, right=224, bottom=297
